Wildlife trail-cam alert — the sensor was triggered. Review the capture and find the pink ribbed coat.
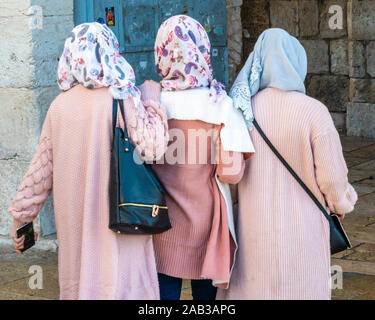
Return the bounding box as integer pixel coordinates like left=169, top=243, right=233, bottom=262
left=152, top=120, right=244, bottom=283
left=217, top=88, right=357, bottom=300
left=8, top=83, right=169, bottom=300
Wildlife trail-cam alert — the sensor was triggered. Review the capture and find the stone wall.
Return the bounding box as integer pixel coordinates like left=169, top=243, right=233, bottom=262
left=227, top=0, right=244, bottom=86
left=347, top=0, right=375, bottom=138
left=240, top=0, right=375, bottom=137
left=0, top=0, right=74, bottom=240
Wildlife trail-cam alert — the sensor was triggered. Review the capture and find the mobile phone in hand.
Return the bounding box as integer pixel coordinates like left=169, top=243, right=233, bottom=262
left=16, top=222, right=35, bottom=252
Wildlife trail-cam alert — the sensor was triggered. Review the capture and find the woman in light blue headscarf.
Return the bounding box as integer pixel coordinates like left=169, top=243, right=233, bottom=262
left=217, top=29, right=357, bottom=300
left=230, top=28, right=307, bottom=130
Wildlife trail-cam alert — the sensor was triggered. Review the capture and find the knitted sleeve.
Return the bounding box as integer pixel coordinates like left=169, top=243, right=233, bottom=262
left=122, top=81, right=169, bottom=162
left=312, top=129, right=358, bottom=215
left=8, top=111, right=53, bottom=224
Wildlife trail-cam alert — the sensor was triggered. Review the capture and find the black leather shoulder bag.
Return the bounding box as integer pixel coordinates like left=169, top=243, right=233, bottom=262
left=253, top=118, right=351, bottom=255
left=109, top=99, right=171, bottom=235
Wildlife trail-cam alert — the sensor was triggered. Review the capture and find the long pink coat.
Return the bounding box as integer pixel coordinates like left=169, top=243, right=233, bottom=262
left=217, top=88, right=357, bottom=300
left=8, top=83, right=169, bottom=300
left=152, top=119, right=244, bottom=284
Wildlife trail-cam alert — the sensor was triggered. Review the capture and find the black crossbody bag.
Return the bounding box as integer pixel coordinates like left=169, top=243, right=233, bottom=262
left=109, top=99, right=171, bottom=235
left=253, top=118, right=351, bottom=255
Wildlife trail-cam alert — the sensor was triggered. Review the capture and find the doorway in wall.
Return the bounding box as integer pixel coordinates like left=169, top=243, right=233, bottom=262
left=74, top=0, right=228, bottom=85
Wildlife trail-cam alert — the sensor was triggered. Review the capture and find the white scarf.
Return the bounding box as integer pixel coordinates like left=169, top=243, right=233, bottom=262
left=161, top=87, right=255, bottom=153
left=161, top=86, right=252, bottom=288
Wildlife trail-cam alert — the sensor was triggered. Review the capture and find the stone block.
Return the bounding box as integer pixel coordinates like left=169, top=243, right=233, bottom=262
left=300, top=40, right=329, bottom=74
left=331, top=112, right=346, bottom=132
left=33, top=59, right=60, bottom=88
left=347, top=103, right=375, bottom=138
left=0, top=0, right=30, bottom=17
left=30, top=0, right=73, bottom=16
left=307, top=75, right=349, bottom=112
left=0, top=87, right=57, bottom=237
left=243, top=24, right=268, bottom=41
left=32, top=15, right=73, bottom=61
left=32, top=15, right=74, bottom=86
left=350, top=79, right=375, bottom=103
left=35, top=86, right=61, bottom=117
left=348, top=41, right=366, bottom=78
left=35, top=85, right=60, bottom=134
left=331, top=39, right=348, bottom=75
left=367, top=41, right=375, bottom=77
left=270, top=0, right=298, bottom=37
left=0, top=16, right=33, bottom=88
left=320, top=0, right=347, bottom=38
left=299, top=0, right=319, bottom=37
left=348, top=0, right=375, bottom=40
left=243, top=39, right=256, bottom=59
left=227, top=0, right=243, bottom=6
left=0, top=158, right=29, bottom=236
left=242, top=0, right=269, bottom=28
left=228, top=6, right=243, bottom=61
left=228, top=4, right=243, bottom=86
left=0, top=86, right=59, bottom=158
left=0, top=88, right=40, bottom=157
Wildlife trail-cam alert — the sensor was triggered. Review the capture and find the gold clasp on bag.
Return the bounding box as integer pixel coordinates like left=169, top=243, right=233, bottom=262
left=119, top=203, right=167, bottom=218
left=152, top=205, right=159, bottom=217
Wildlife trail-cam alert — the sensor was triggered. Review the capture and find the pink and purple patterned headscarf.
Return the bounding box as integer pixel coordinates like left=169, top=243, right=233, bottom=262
left=154, top=15, right=226, bottom=103
left=58, top=22, right=140, bottom=105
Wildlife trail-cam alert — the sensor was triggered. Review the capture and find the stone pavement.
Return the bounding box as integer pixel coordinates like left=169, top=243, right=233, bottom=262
left=331, top=135, right=375, bottom=300
left=0, top=135, right=374, bottom=300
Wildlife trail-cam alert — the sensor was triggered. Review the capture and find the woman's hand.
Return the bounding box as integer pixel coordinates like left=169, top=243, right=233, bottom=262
left=337, top=213, right=346, bottom=221
left=10, top=220, right=38, bottom=254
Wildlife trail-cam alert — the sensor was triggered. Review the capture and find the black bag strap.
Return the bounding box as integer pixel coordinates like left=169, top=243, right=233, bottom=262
left=112, top=99, right=118, bottom=139
left=112, top=99, right=130, bottom=140
left=252, top=118, right=332, bottom=222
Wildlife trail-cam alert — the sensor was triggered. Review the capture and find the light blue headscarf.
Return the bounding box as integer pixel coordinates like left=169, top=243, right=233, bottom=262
left=230, top=28, right=307, bottom=130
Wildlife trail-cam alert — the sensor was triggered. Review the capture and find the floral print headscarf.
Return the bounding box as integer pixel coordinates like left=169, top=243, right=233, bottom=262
left=154, top=15, right=226, bottom=103
left=58, top=22, right=140, bottom=105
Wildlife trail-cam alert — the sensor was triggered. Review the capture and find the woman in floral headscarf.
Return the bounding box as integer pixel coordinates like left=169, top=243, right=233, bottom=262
left=217, top=28, right=357, bottom=300
left=8, top=22, right=169, bottom=300
left=151, top=15, right=255, bottom=300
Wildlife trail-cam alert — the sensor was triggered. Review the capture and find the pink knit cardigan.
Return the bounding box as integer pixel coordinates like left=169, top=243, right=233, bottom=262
left=8, top=82, right=169, bottom=300
left=217, top=88, right=358, bottom=300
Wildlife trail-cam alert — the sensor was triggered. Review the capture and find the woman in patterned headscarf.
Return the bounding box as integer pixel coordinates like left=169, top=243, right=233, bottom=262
left=151, top=15, right=254, bottom=300
left=154, top=15, right=226, bottom=101
left=8, top=22, right=169, bottom=300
